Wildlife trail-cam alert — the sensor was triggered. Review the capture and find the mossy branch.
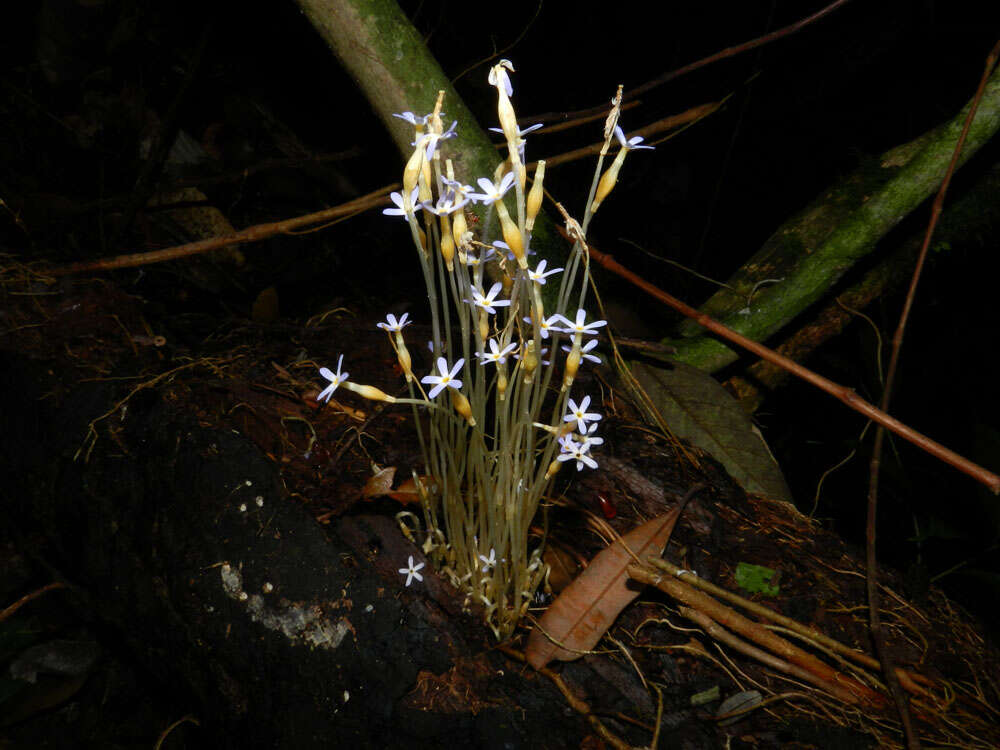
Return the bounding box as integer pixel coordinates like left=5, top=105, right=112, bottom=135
left=293, top=0, right=561, bottom=263
left=669, top=62, right=1000, bottom=372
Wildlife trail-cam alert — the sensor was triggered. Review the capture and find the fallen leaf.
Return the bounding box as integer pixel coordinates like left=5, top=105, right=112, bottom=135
left=629, top=360, right=792, bottom=502
left=361, top=469, right=439, bottom=506
left=387, top=475, right=438, bottom=505
left=525, top=509, right=682, bottom=670
left=361, top=467, right=396, bottom=500
left=541, top=544, right=581, bottom=593
left=716, top=690, right=762, bottom=726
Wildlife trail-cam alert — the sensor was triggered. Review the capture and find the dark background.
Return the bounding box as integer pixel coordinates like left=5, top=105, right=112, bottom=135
left=3, top=0, right=1000, bottom=630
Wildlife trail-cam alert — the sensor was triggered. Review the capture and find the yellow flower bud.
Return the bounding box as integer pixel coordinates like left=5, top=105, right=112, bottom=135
left=440, top=216, right=455, bottom=271
left=452, top=209, right=468, bottom=247
left=544, top=458, right=561, bottom=480
left=478, top=309, right=489, bottom=342
left=450, top=389, right=476, bottom=426
left=496, top=93, right=519, bottom=154
left=345, top=382, right=396, bottom=403
left=522, top=339, right=538, bottom=383
left=591, top=149, right=627, bottom=214
left=395, top=336, right=413, bottom=382
left=497, top=367, right=508, bottom=400
left=421, top=158, right=433, bottom=201
left=563, top=343, right=581, bottom=391
left=495, top=201, right=526, bottom=269
left=526, top=160, right=545, bottom=232
left=402, top=142, right=425, bottom=198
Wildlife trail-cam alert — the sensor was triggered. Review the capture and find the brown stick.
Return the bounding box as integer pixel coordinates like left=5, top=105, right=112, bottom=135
left=583, top=238, right=1000, bottom=494
left=497, top=645, right=633, bottom=750
left=864, top=37, right=1000, bottom=750
left=627, top=563, right=885, bottom=708
left=646, top=558, right=934, bottom=697
left=521, top=0, right=853, bottom=126
left=0, top=582, right=66, bottom=624
left=676, top=605, right=858, bottom=704
left=48, top=185, right=395, bottom=276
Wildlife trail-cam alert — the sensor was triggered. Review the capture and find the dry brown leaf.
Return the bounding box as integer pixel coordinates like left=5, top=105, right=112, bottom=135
left=361, top=468, right=437, bottom=506
left=387, top=475, right=438, bottom=505
left=361, top=467, right=396, bottom=499
left=525, top=509, right=682, bottom=670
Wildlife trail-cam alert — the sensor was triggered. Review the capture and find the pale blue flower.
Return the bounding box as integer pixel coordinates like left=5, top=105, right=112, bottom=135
left=614, top=125, right=654, bottom=151
left=415, top=121, right=458, bottom=160
left=393, top=111, right=437, bottom=126
left=557, top=436, right=598, bottom=471
left=377, top=313, right=411, bottom=333
left=527, top=259, right=563, bottom=285
left=383, top=186, right=420, bottom=218
left=465, top=282, right=511, bottom=315
left=476, top=338, right=518, bottom=366
left=421, top=357, right=465, bottom=398
left=553, top=309, right=607, bottom=336
left=469, top=173, right=515, bottom=205
left=317, top=355, right=349, bottom=402
left=564, top=395, right=601, bottom=433
left=422, top=188, right=470, bottom=216
left=523, top=314, right=562, bottom=340
left=398, top=555, right=425, bottom=586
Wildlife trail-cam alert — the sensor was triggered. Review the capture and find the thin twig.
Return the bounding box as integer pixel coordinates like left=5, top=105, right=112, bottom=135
left=0, top=582, right=66, bottom=624
left=520, top=0, right=853, bottom=126
left=865, top=36, right=1000, bottom=750
left=48, top=184, right=395, bottom=276
left=497, top=645, right=635, bottom=750
left=628, top=563, right=884, bottom=707
left=582, top=236, right=1000, bottom=494
left=645, top=557, right=936, bottom=697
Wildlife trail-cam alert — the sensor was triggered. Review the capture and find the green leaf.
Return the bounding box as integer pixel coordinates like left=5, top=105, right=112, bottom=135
left=628, top=360, right=792, bottom=502
left=734, top=562, right=780, bottom=597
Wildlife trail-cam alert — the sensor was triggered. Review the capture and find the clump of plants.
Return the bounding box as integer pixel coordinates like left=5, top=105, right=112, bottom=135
left=317, top=61, right=651, bottom=638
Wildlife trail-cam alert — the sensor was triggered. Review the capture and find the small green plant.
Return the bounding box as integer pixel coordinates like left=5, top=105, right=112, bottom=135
left=317, top=61, right=652, bottom=638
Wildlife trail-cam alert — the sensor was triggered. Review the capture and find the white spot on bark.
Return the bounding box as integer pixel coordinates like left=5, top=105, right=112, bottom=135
left=219, top=565, right=351, bottom=650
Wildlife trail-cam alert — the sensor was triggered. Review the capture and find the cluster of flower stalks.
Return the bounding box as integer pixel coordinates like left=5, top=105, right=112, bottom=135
left=317, top=61, right=652, bottom=639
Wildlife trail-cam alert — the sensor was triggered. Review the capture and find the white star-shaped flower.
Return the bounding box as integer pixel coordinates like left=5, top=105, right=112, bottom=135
left=398, top=556, right=425, bottom=587
left=479, top=548, right=501, bottom=572
left=392, top=111, right=436, bottom=126
left=492, top=240, right=535, bottom=263
left=421, top=357, right=465, bottom=399
left=556, top=436, right=598, bottom=471
left=422, top=188, right=470, bottom=217
left=377, top=312, right=411, bottom=333
left=317, top=355, right=349, bottom=402
left=476, top=339, right=517, bottom=366
left=564, top=395, right=601, bottom=433
left=462, top=246, right=496, bottom=268
left=614, top=125, right=655, bottom=151
left=383, top=186, right=420, bottom=218
left=413, top=121, right=458, bottom=160
left=464, top=282, right=511, bottom=315
left=554, top=309, right=607, bottom=336
left=469, top=173, right=515, bottom=206
left=578, top=422, right=604, bottom=449
left=527, top=259, right=564, bottom=285
left=524, top=315, right=563, bottom=340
